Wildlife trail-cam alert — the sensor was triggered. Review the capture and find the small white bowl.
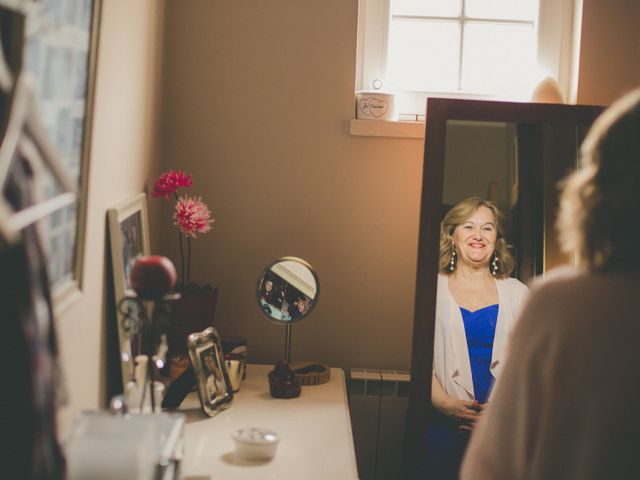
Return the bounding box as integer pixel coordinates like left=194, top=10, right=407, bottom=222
left=232, top=427, right=280, bottom=461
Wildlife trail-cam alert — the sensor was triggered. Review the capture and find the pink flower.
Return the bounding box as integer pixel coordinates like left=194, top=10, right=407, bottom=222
left=150, top=170, right=213, bottom=285
left=173, top=195, right=214, bottom=238
left=152, top=170, right=193, bottom=199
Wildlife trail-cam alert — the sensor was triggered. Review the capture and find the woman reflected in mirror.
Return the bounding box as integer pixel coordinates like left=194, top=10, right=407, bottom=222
left=260, top=276, right=285, bottom=309
left=427, top=197, right=529, bottom=479
left=287, top=295, right=309, bottom=320
left=461, top=89, right=640, bottom=480
left=260, top=278, right=275, bottom=302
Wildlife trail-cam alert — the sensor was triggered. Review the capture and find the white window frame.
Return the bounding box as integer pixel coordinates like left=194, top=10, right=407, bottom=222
left=356, top=0, right=578, bottom=119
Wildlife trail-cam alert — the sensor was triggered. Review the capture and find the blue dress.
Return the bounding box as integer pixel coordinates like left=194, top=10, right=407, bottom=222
left=425, top=304, right=499, bottom=479
left=460, top=304, right=499, bottom=404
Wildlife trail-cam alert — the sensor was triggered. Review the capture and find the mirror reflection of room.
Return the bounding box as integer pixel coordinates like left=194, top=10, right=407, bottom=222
left=404, top=96, right=607, bottom=475
left=406, top=97, right=610, bottom=478
left=257, top=258, right=318, bottom=324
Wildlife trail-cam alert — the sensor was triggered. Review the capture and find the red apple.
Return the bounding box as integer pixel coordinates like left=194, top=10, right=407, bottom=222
left=130, top=255, right=177, bottom=298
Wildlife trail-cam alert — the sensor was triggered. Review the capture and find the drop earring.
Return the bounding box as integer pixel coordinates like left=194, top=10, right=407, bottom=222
left=449, top=247, right=456, bottom=272
left=491, top=252, right=498, bottom=276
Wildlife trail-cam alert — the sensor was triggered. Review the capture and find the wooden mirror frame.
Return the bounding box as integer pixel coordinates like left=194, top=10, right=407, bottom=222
left=403, top=97, right=605, bottom=478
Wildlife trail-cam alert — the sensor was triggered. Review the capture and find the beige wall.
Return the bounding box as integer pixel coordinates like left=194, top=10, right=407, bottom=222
left=53, top=0, right=640, bottom=430
left=56, top=0, right=164, bottom=432
left=157, top=0, right=424, bottom=371
left=576, top=0, right=640, bottom=104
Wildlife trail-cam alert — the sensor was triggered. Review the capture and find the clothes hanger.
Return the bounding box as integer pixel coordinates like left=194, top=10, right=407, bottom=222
left=0, top=24, right=11, bottom=91
left=0, top=7, right=76, bottom=244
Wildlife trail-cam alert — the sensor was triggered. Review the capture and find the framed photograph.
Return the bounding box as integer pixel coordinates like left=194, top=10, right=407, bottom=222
left=107, top=193, right=151, bottom=387
left=21, top=0, right=103, bottom=309
left=188, top=327, right=234, bottom=417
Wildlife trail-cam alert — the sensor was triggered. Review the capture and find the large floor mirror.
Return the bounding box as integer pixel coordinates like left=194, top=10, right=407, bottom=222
left=403, top=98, right=604, bottom=477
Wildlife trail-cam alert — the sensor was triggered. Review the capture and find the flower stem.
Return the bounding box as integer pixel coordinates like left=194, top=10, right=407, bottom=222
left=178, top=232, right=185, bottom=287
left=174, top=192, right=186, bottom=287
left=187, top=236, right=192, bottom=285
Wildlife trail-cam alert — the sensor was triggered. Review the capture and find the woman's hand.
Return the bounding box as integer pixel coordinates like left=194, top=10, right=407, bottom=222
left=432, top=374, right=486, bottom=430
left=447, top=400, right=485, bottom=431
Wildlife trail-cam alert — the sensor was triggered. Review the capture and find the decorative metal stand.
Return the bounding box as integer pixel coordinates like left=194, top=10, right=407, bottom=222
left=284, top=324, right=292, bottom=364
left=118, top=290, right=180, bottom=412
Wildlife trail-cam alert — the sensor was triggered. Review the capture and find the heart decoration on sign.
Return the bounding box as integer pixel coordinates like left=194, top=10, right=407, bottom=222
left=359, top=96, right=389, bottom=118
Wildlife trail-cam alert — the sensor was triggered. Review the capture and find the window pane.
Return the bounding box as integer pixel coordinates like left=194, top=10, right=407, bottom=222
left=465, top=0, right=537, bottom=21
left=461, top=22, right=536, bottom=97
left=387, top=20, right=460, bottom=92
left=392, top=0, right=461, bottom=17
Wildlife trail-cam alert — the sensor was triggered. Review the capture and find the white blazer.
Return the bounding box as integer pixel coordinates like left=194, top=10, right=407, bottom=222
left=433, top=274, right=528, bottom=401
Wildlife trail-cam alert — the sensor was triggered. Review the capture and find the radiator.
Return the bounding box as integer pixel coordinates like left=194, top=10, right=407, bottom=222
left=346, top=368, right=410, bottom=480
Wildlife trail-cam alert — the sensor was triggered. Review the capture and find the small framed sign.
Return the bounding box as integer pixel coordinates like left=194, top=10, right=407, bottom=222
left=107, top=193, right=151, bottom=388
left=188, top=327, right=234, bottom=416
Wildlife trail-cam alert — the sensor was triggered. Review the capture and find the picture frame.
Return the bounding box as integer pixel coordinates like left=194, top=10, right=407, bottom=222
left=187, top=327, right=234, bottom=417
left=107, top=193, right=151, bottom=387
left=21, top=0, right=103, bottom=310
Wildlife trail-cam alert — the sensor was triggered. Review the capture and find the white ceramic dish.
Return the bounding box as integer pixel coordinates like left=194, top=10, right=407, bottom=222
left=232, top=427, right=280, bottom=461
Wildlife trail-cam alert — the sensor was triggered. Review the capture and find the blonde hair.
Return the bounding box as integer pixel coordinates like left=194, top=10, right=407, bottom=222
left=439, top=197, right=514, bottom=279
left=557, top=88, right=640, bottom=272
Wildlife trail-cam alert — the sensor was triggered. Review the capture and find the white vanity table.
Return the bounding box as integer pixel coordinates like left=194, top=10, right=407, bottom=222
left=179, top=363, right=359, bottom=479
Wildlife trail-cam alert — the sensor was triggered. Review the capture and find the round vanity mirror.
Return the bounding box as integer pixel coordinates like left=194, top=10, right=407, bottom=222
left=256, top=257, right=319, bottom=325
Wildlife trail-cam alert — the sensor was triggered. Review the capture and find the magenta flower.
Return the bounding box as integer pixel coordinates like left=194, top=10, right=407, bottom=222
left=150, top=170, right=213, bottom=286
left=152, top=170, right=193, bottom=199
left=173, top=195, right=214, bottom=238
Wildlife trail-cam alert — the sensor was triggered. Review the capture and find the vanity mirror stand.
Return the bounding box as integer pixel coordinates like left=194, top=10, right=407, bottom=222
left=255, top=256, right=330, bottom=386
